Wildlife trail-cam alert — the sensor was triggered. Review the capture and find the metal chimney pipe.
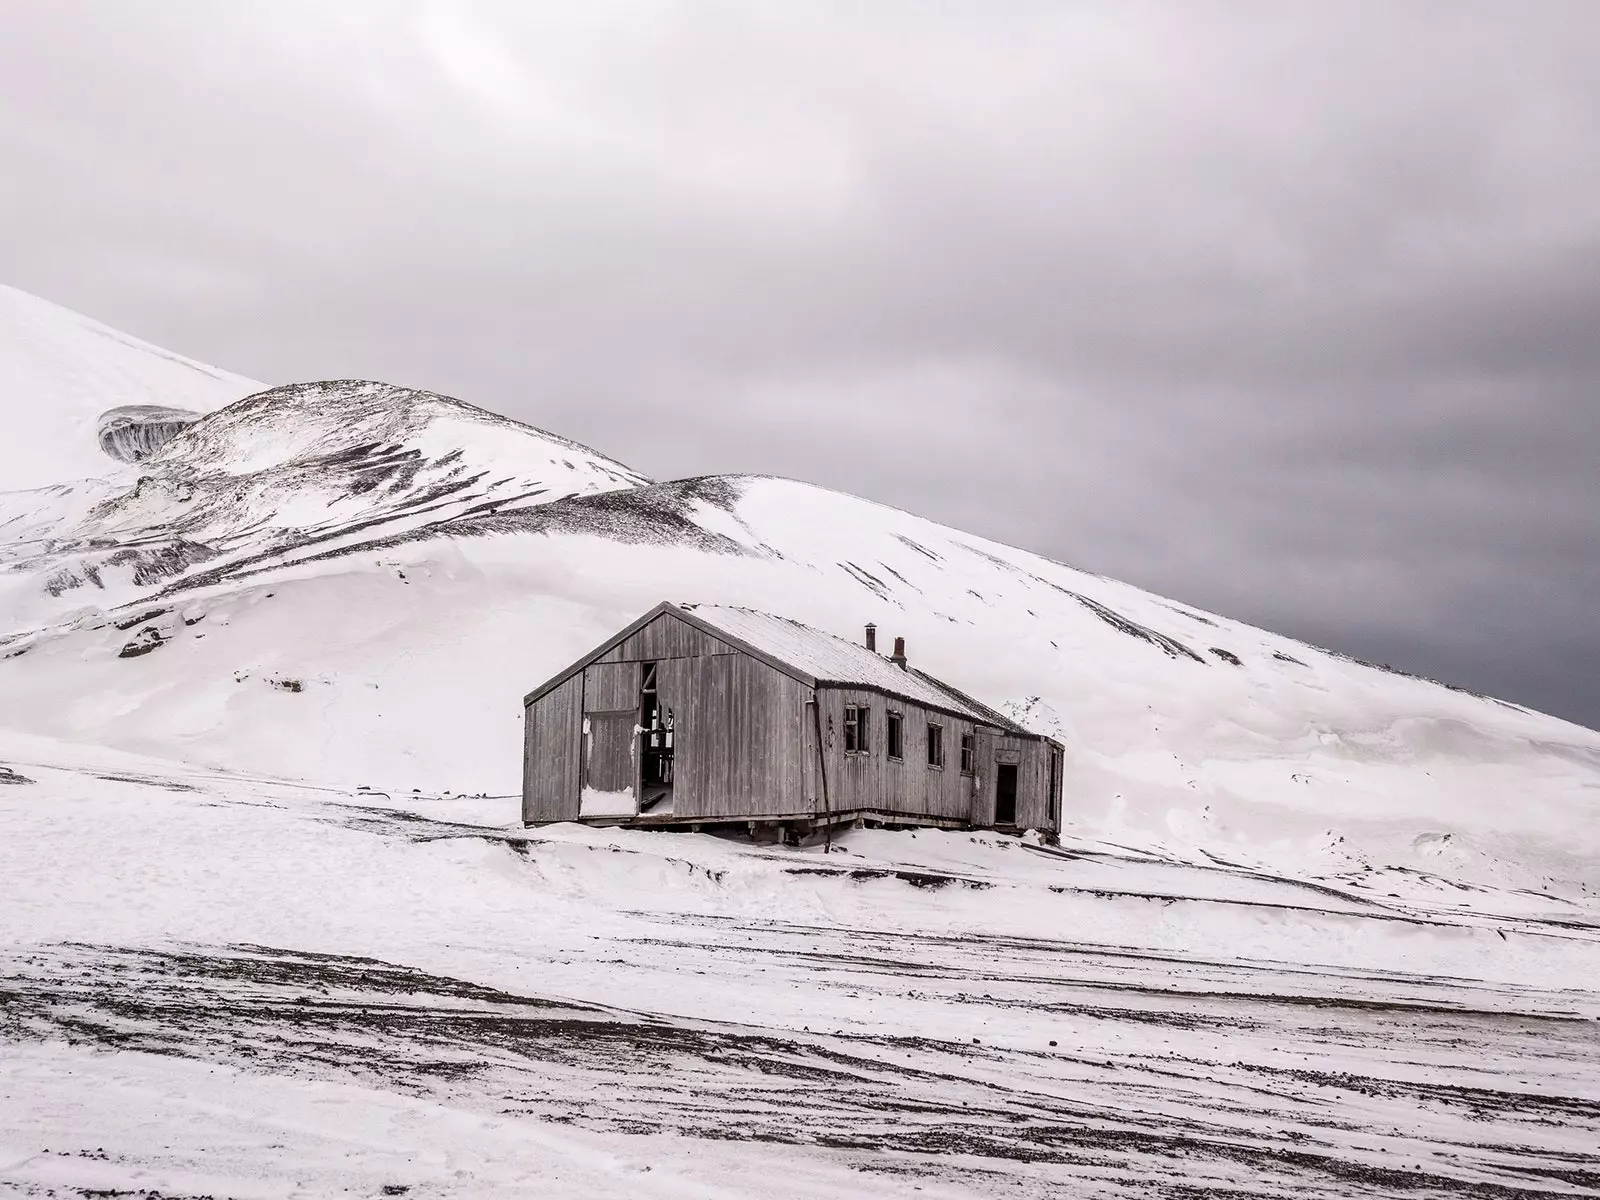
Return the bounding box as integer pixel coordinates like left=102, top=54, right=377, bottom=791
left=865, top=623, right=877, bottom=652
left=890, top=636, right=907, bottom=669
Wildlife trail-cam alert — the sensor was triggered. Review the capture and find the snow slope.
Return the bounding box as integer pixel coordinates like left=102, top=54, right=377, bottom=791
left=0, top=284, right=260, bottom=490
left=2, top=458, right=1597, bottom=912
left=0, top=378, right=653, bottom=633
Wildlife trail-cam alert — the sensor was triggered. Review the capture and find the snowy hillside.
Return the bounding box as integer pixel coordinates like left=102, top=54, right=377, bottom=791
left=2, top=442, right=1598, bottom=911
left=3, top=291, right=1599, bottom=1197
left=0, top=301, right=1594, bottom=904
left=0, top=377, right=652, bottom=634
left=0, top=284, right=260, bottom=490
left=0, top=290, right=1597, bottom=924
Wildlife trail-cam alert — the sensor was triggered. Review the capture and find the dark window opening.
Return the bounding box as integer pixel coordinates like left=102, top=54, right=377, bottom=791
left=995, top=763, right=1019, bottom=825
left=886, top=711, right=904, bottom=760
left=639, top=662, right=674, bottom=811
left=959, top=733, right=975, bottom=776
left=926, top=723, right=944, bottom=769
left=844, top=704, right=870, bottom=754
left=1048, top=747, right=1062, bottom=825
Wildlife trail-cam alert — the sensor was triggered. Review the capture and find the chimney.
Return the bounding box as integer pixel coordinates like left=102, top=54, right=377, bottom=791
left=890, top=636, right=907, bottom=669
left=864, top=623, right=877, bottom=653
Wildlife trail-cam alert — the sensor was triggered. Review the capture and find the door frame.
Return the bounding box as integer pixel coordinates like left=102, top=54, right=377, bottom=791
left=994, top=761, right=1020, bottom=827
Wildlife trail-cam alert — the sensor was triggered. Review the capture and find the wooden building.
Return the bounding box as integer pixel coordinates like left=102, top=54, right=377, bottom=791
left=522, top=602, right=1063, bottom=837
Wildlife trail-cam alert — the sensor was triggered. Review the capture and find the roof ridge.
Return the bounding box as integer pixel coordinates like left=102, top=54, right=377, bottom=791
left=679, top=603, right=1048, bottom=740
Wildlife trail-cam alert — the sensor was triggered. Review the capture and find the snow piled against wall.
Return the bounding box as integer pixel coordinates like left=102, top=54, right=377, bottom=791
left=579, top=785, right=636, bottom=817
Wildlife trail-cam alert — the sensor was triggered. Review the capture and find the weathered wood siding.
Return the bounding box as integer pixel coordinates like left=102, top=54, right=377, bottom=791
left=526, top=607, right=1062, bottom=832
left=817, top=687, right=981, bottom=823
left=582, top=662, right=638, bottom=714
left=664, top=653, right=813, bottom=820
left=523, top=672, right=583, bottom=823
left=595, top=613, right=735, bottom=663
left=968, top=733, right=1058, bottom=832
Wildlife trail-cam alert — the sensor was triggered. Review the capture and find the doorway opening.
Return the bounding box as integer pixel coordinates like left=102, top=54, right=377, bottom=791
left=638, top=662, right=675, bottom=814
left=995, top=763, right=1018, bottom=826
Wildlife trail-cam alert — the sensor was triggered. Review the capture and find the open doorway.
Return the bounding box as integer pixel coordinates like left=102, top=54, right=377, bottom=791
left=638, top=662, right=675, bottom=815
left=995, top=763, right=1018, bottom=826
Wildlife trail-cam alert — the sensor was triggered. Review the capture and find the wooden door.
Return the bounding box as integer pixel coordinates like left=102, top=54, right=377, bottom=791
left=581, top=711, right=638, bottom=817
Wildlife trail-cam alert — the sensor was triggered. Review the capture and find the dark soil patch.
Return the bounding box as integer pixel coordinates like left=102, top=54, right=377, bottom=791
left=783, top=865, right=990, bottom=890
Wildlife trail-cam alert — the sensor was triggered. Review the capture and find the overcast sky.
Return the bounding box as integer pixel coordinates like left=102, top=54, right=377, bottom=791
left=3, top=2, right=1596, bottom=729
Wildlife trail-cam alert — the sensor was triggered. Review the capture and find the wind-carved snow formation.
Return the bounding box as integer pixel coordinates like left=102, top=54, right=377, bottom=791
left=96, top=404, right=203, bottom=463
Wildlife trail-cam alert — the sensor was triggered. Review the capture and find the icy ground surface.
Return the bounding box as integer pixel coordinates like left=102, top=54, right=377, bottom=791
left=3, top=733, right=1598, bottom=1199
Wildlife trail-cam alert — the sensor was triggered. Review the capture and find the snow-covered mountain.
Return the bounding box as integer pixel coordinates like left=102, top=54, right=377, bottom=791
left=0, top=284, right=260, bottom=490
left=1, top=287, right=1597, bottom=909
left=8, top=378, right=647, bottom=618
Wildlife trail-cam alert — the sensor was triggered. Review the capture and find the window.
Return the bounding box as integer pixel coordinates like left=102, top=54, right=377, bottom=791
left=960, top=733, right=975, bottom=775
left=886, top=711, right=904, bottom=760
left=927, top=723, right=945, bottom=769
left=844, top=704, right=870, bottom=754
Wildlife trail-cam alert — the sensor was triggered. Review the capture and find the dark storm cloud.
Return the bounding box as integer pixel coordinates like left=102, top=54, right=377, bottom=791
left=2, top=1, right=1596, bottom=726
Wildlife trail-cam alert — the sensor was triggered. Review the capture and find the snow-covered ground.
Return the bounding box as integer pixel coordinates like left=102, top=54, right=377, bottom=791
left=3, top=286, right=1598, bottom=1196
left=2, top=733, right=1597, bottom=1198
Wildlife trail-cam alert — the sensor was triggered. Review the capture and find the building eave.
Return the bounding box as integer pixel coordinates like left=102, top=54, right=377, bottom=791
left=812, top=679, right=1050, bottom=740
left=522, top=601, right=678, bottom=707
left=522, top=601, right=820, bottom=708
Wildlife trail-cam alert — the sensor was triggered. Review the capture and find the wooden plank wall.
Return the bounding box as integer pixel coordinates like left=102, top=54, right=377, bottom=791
left=526, top=610, right=1061, bottom=831
left=817, top=687, right=980, bottom=823
left=967, top=733, right=1057, bottom=832
left=523, top=672, right=583, bottom=823
left=1021, top=740, right=1058, bottom=831
left=596, top=613, right=734, bottom=663
left=582, top=662, right=638, bottom=714
left=665, top=654, right=812, bottom=820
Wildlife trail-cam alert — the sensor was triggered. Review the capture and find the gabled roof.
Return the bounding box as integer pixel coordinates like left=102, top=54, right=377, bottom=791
left=524, top=601, right=1049, bottom=740
left=680, top=605, right=1037, bottom=735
